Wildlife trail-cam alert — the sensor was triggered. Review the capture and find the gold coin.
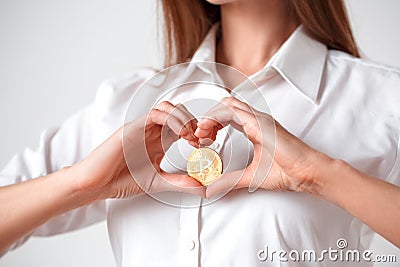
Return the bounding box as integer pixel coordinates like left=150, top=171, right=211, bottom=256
left=187, top=147, right=223, bottom=185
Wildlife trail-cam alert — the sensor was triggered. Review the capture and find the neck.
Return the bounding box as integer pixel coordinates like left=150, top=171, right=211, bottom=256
left=217, top=0, right=299, bottom=76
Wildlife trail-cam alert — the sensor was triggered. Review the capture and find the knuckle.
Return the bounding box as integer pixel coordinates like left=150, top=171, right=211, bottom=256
left=148, top=108, right=159, bottom=118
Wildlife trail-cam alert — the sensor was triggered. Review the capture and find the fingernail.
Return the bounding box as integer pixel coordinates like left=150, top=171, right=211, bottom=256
left=199, top=138, right=213, bottom=146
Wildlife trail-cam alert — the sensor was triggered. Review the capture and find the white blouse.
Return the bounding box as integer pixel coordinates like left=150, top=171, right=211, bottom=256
left=1, top=24, right=400, bottom=266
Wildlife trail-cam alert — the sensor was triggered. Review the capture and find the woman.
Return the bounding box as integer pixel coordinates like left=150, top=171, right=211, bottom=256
left=1, top=0, right=399, bottom=266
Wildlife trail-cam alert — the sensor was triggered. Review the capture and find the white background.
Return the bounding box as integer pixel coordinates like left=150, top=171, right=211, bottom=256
left=0, top=0, right=399, bottom=266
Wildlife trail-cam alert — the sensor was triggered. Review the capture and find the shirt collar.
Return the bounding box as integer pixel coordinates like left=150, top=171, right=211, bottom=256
left=191, top=23, right=220, bottom=63
left=190, top=24, right=328, bottom=104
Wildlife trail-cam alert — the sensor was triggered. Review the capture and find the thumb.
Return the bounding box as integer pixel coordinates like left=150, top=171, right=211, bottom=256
left=156, top=172, right=206, bottom=198
left=205, top=170, right=247, bottom=199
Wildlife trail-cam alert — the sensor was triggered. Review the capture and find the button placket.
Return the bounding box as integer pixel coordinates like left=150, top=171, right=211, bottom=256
left=178, top=195, right=202, bottom=267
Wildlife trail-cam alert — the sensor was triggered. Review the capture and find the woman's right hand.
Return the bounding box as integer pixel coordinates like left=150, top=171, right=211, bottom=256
left=69, top=101, right=205, bottom=201
left=0, top=102, right=204, bottom=253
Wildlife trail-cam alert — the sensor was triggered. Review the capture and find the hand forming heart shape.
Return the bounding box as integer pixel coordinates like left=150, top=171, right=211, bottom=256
left=194, top=97, right=322, bottom=198
left=72, top=96, right=321, bottom=202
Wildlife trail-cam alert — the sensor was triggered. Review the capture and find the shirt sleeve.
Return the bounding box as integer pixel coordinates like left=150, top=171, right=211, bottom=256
left=0, top=68, right=156, bottom=254
left=384, top=70, right=400, bottom=186
left=0, top=102, right=108, bottom=253
left=387, top=133, right=400, bottom=185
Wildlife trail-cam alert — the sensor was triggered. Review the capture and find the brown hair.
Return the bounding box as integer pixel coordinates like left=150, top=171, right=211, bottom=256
left=160, top=0, right=359, bottom=66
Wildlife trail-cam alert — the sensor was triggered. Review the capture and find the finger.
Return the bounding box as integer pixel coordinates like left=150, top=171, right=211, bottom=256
left=148, top=107, right=197, bottom=140
left=171, top=103, right=198, bottom=138
left=194, top=103, right=240, bottom=142
left=199, top=137, right=216, bottom=147
left=190, top=118, right=199, bottom=147
left=198, top=106, right=261, bottom=143
left=222, top=97, right=275, bottom=144
left=176, top=103, right=198, bottom=132
left=155, top=172, right=206, bottom=198
left=155, top=101, right=198, bottom=141
left=195, top=118, right=223, bottom=137
left=205, top=169, right=251, bottom=199
left=221, top=97, right=253, bottom=112
left=154, top=101, right=188, bottom=135
left=147, top=109, right=187, bottom=137
left=195, top=122, right=221, bottom=145
left=197, top=102, right=233, bottom=130
left=175, top=103, right=199, bottom=144
left=198, top=102, right=250, bottom=132
left=205, top=154, right=275, bottom=197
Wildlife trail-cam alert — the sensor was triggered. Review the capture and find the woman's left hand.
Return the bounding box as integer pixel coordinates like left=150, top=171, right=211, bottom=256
left=195, top=97, right=325, bottom=198
left=196, top=97, right=400, bottom=250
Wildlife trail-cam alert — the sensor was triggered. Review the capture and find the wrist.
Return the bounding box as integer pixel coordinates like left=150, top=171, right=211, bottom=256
left=307, top=151, right=350, bottom=201
left=301, top=149, right=338, bottom=196
left=56, top=166, right=104, bottom=210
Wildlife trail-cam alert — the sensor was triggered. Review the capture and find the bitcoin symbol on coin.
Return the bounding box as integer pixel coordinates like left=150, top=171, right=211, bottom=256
left=187, top=147, right=223, bottom=185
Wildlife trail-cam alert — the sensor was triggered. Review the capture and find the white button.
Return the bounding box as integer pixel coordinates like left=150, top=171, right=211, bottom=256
left=187, top=240, right=196, bottom=251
